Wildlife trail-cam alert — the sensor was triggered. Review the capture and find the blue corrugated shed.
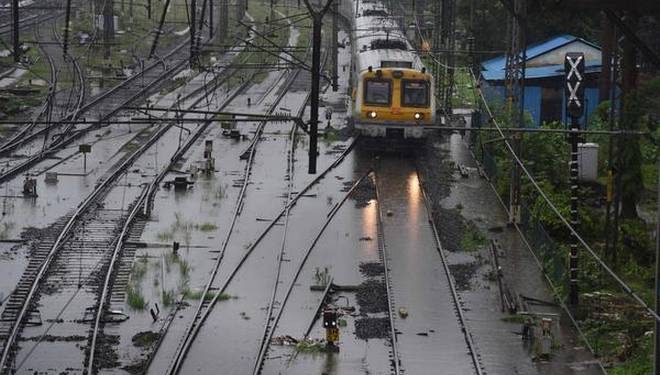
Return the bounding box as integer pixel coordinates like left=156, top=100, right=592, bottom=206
left=480, top=34, right=603, bottom=127
left=481, top=34, right=602, bottom=81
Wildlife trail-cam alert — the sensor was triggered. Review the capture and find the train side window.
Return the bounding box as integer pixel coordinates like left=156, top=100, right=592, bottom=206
left=364, top=79, right=391, bottom=106
left=402, top=80, right=429, bottom=107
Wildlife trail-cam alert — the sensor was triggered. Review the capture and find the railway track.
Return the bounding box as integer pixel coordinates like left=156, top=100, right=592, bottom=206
left=86, top=66, right=256, bottom=375
left=0, top=40, right=252, bottom=373
left=373, top=172, right=402, bottom=375
left=0, top=21, right=201, bottom=183
left=0, top=16, right=86, bottom=157
left=369, top=160, right=484, bottom=375
left=417, top=170, right=483, bottom=375
left=252, top=171, right=370, bottom=375
left=165, top=60, right=302, bottom=374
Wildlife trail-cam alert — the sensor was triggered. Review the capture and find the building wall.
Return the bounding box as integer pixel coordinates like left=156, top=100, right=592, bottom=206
left=479, top=79, right=600, bottom=128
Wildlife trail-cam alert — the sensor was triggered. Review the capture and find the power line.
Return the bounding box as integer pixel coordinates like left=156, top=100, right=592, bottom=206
left=470, top=69, right=660, bottom=323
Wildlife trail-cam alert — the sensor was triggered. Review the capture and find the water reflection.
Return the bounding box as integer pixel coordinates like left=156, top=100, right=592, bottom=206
left=360, top=198, right=377, bottom=259
left=407, top=172, right=420, bottom=224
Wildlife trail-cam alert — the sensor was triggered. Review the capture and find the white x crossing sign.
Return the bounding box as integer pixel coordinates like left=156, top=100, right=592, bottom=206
left=565, top=53, right=585, bottom=118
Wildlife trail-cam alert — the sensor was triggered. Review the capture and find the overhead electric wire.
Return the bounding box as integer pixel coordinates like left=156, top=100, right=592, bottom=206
left=469, top=69, right=660, bottom=323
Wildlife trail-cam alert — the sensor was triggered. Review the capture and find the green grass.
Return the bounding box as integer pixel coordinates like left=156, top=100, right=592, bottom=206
left=161, top=289, right=176, bottom=307
left=460, top=222, right=488, bottom=252
left=452, top=69, right=478, bottom=108
left=126, top=284, right=147, bottom=310
left=178, top=259, right=191, bottom=278
left=195, top=222, right=218, bottom=232
left=183, top=289, right=231, bottom=301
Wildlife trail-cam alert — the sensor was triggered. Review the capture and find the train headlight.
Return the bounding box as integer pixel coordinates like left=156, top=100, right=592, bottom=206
left=414, top=112, right=424, bottom=120
left=368, top=111, right=377, bottom=119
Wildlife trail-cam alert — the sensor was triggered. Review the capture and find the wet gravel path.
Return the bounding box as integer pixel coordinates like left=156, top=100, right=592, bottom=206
left=417, top=132, right=603, bottom=375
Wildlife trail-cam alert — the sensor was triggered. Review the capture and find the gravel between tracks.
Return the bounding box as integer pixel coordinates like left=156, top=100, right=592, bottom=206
left=354, top=317, right=390, bottom=340
left=356, top=279, right=388, bottom=314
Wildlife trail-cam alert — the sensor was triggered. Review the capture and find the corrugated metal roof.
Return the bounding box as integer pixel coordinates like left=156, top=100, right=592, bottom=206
left=481, top=34, right=602, bottom=81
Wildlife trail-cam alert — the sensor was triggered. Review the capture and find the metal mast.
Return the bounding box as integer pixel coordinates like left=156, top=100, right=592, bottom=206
left=503, top=0, right=526, bottom=224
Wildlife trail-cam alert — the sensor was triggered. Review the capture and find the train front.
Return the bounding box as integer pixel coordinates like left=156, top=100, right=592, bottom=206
left=354, top=66, right=435, bottom=139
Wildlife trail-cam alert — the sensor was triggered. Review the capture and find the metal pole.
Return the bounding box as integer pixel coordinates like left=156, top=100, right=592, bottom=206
left=190, top=0, right=197, bottom=66
left=655, top=158, right=660, bottom=375
left=12, top=0, right=19, bottom=62
left=331, top=0, right=338, bottom=91
left=308, top=12, right=322, bottom=174
left=511, top=0, right=526, bottom=224
left=103, top=0, right=114, bottom=60
left=569, top=115, right=579, bottom=306
left=63, top=0, right=73, bottom=58
left=604, top=27, right=618, bottom=261
left=150, top=0, right=173, bottom=58
left=209, top=0, right=214, bottom=39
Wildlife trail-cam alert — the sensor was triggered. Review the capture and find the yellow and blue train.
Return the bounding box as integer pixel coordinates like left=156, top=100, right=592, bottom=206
left=341, top=0, right=436, bottom=139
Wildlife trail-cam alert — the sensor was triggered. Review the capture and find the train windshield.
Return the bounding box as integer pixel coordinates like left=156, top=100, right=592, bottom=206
left=364, top=79, right=391, bottom=106
left=402, top=80, right=429, bottom=107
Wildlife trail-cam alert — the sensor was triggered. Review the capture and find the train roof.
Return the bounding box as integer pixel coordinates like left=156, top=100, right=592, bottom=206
left=355, top=49, right=424, bottom=72
left=351, top=0, right=424, bottom=73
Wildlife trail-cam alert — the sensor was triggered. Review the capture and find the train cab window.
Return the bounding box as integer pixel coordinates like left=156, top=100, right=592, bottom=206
left=364, top=79, right=391, bottom=106
left=402, top=80, right=429, bottom=107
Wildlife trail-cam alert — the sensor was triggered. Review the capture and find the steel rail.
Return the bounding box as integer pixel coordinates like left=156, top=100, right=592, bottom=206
left=373, top=173, right=402, bottom=375
left=0, top=57, right=187, bottom=183
left=167, top=17, right=335, bottom=373
left=253, top=171, right=372, bottom=375
left=251, top=70, right=306, bottom=375
left=0, top=18, right=56, bottom=154
left=0, top=36, right=191, bottom=182
left=170, top=45, right=332, bottom=375
left=416, top=171, right=484, bottom=375
left=86, top=63, right=254, bottom=374
left=166, top=62, right=301, bottom=375
left=0, top=113, right=178, bottom=373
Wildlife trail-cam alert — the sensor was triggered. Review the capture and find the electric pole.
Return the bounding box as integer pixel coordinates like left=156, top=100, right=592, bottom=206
left=301, top=0, right=334, bottom=174
left=150, top=0, right=173, bottom=58
left=102, top=0, right=115, bottom=60
left=209, top=0, right=214, bottom=39
left=654, top=157, right=660, bottom=375
left=503, top=0, right=526, bottom=224
left=63, top=0, right=73, bottom=58
left=190, top=0, right=197, bottom=66
left=12, top=0, right=19, bottom=62
left=331, top=0, right=338, bottom=92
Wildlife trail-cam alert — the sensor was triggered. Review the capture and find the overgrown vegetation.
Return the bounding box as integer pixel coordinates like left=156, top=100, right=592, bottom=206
left=460, top=221, right=487, bottom=252
left=182, top=289, right=231, bottom=301
left=471, top=73, right=658, bottom=373
left=126, top=284, right=147, bottom=310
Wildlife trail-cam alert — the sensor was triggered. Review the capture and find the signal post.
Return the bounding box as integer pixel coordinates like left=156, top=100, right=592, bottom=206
left=564, top=52, right=585, bottom=307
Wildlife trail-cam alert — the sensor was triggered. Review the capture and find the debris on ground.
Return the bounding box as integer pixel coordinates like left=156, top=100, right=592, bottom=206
left=295, top=339, right=328, bottom=353
left=271, top=335, right=299, bottom=346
